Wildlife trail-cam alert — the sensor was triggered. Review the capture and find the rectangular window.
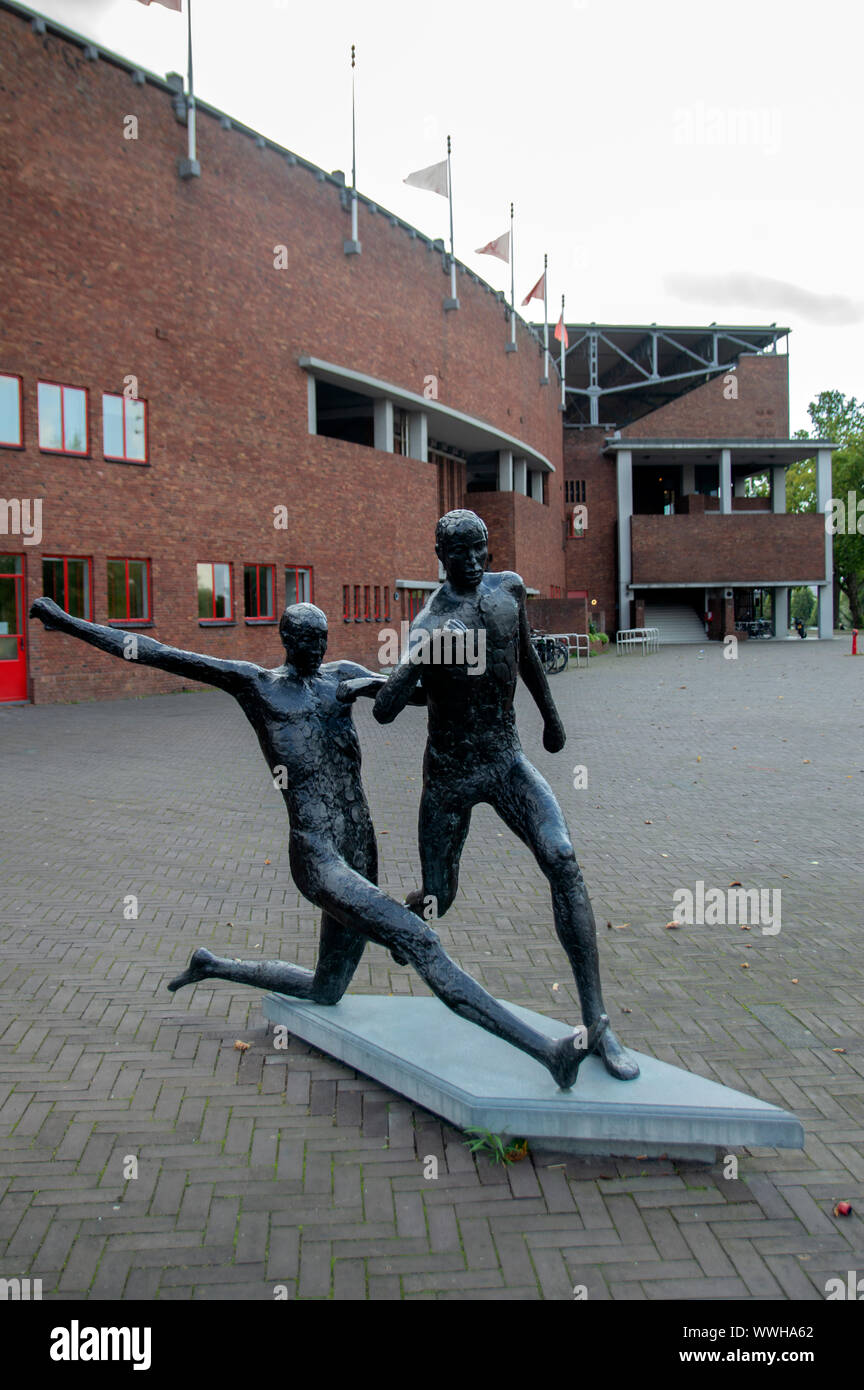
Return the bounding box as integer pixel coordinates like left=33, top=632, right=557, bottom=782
left=103, top=393, right=147, bottom=463
left=107, top=558, right=151, bottom=622
left=363, top=585, right=371, bottom=621
left=285, top=566, right=311, bottom=606
left=0, top=374, right=23, bottom=448
left=43, top=556, right=93, bottom=619
left=403, top=588, right=427, bottom=621
left=373, top=586, right=381, bottom=623
left=353, top=585, right=361, bottom=622
left=383, top=586, right=390, bottom=622
left=38, top=382, right=88, bottom=455
left=197, top=562, right=233, bottom=621
left=343, top=585, right=351, bottom=622
left=393, top=409, right=409, bottom=456
left=565, top=480, right=586, bottom=505
left=244, top=563, right=275, bottom=620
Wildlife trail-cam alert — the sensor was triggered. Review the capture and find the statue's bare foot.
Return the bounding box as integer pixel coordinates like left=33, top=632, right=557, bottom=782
left=595, top=1023, right=640, bottom=1080
left=168, top=947, right=216, bottom=993
left=550, top=1014, right=609, bottom=1089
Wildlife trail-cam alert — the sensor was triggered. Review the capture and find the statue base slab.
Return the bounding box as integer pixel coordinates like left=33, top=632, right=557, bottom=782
left=263, top=993, right=804, bottom=1161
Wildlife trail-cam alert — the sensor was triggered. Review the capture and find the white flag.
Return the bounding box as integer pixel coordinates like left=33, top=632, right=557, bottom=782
left=135, top=1, right=182, bottom=10
left=403, top=159, right=449, bottom=198
left=475, top=230, right=510, bottom=263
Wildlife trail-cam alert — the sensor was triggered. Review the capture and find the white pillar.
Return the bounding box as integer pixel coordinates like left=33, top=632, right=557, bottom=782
left=408, top=411, right=428, bottom=462
left=514, top=457, right=528, bottom=495
left=720, top=448, right=732, bottom=514
left=817, top=446, right=834, bottom=638
left=773, top=586, right=788, bottom=637
left=772, top=465, right=786, bottom=513
left=616, top=449, right=633, bottom=630
left=307, top=376, right=317, bottom=435
left=529, top=470, right=543, bottom=502
left=373, top=398, right=394, bottom=453
left=498, top=450, right=513, bottom=492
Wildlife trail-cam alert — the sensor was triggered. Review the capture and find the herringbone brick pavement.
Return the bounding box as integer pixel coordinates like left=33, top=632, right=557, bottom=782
left=0, top=639, right=862, bottom=1299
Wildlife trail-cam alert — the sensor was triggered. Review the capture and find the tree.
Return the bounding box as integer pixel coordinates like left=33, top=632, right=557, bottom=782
left=790, top=586, right=816, bottom=627
left=788, top=391, right=864, bottom=629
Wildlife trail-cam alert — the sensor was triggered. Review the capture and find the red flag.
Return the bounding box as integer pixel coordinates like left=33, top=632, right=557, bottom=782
left=521, top=270, right=545, bottom=306
left=554, top=314, right=569, bottom=349
left=475, top=230, right=510, bottom=263
left=135, top=0, right=182, bottom=10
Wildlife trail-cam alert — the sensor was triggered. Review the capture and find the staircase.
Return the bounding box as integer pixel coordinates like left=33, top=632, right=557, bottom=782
left=643, top=604, right=707, bottom=645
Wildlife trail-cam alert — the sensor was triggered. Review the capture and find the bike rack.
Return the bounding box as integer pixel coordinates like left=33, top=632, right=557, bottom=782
left=616, top=627, right=659, bottom=655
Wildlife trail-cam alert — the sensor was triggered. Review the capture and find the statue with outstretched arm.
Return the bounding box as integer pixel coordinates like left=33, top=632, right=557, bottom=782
left=29, top=595, right=607, bottom=1089
left=372, top=509, right=639, bottom=1081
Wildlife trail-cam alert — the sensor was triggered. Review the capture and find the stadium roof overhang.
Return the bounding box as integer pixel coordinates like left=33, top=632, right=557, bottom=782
left=603, top=437, right=838, bottom=466
left=299, top=355, right=555, bottom=471
left=545, top=323, right=789, bottom=428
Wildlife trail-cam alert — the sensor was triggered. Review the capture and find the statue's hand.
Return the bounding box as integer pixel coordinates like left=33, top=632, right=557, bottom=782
left=30, top=596, right=64, bottom=630
left=337, top=677, right=382, bottom=704
left=543, top=717, right=566, bottom=753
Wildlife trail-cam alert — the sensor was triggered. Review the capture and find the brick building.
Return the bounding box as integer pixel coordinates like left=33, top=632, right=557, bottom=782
left=0, top=2, right=835, bottom=705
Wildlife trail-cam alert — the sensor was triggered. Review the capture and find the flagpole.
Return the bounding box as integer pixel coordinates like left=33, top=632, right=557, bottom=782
left=186, top=0, right=195, bottom=164
left=351, top=44, right=358, bottom=244
left=560, top=294, right=566, bottom=409
left=447, top=135, right=456, bottom=301
left=510, top=202, right=516, bottom=347
left=543, top=252, right=549, bottom=382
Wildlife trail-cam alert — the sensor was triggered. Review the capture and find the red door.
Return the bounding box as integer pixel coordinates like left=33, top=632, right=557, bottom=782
left=0, top=554, right=27, bottom=701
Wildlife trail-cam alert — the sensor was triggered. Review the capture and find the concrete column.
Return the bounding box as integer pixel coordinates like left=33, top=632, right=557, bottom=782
left=514, top=457, right=528, bottom=495
left=408, top=411, right=428, bottom=462
left=682, top=461, right=695, bottom=496
left=772, top=466, right=786, bottom=513
left=773, top=586, right=788, bottom=637
left=529, top=469, right=543, bottom=502
left=373, top=398, right=393, bottom=453
left=498, top=450, right=513, bottom=492
left=817, top=446, right=834, bottom=638
left=616, top=450, right=633, bottom=631
left=720, top=449, right=732, bottom=514
left=307, top=375, right=317, bottom=435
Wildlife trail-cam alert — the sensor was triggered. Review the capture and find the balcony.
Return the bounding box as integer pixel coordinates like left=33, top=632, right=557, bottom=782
left=630, top=511, right=827, bottom=585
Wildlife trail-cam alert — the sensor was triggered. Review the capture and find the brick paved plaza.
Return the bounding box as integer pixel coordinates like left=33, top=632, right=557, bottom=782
left=1, top=638, right=862, bottom=1301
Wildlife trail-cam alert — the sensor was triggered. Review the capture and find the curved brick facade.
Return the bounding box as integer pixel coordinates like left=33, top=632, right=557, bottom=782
left=0, top=5, right=564, bottom=702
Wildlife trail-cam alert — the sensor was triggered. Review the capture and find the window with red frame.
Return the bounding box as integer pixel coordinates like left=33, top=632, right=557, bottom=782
left=353, top=585, right=361, bottom=621
left=285, top=566, right=311, bottom=606
left=197, top=562, right=233, bottom=621
left=103, top=393, right=147, bottom=463
left=0, top=373, right=23, bottom=448
left=343, top=585, right=351, bottom=622
left=107, top=558, right=151, bottom=622
left=383, top=586, right=391, bottom=622
left=43, top=556, right=93, bottom=619
left=363, top=585, right=371, bottom=621
left=373, top=586, right=381, bottom=623
left=244, top=563, right=275, bottom=620
left=402, top=588, right=428, bottom=621
left=37, top=382, right=88, bottom=455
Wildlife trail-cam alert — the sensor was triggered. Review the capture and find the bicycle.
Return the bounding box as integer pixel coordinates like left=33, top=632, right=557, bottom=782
left=530, top=630, right=569, bottom=674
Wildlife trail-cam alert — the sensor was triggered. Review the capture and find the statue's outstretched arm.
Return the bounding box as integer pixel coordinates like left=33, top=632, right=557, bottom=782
left=336, top=661, right=426, bottom=707
left=30, top=597, right=255, bottom=695
left=371, top=647, right=424, bottom=723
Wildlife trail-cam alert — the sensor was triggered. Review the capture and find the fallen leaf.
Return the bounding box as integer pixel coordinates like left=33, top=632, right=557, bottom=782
left=833, top=1200, right=852, bottom=1217
left=233, top=1040, right=250, bottom=1052
left=621, top=1007, right=632, bottom=1014
left=661, top=852, right=669, bottom=858
left=264, top=859, right=271, bottom=865
left=644, top=819, right=653, bottom=824
left=730, top=880, right=743, bottom=887
left=802, top=759, right=810, bottom=764
left=740, top=962, right=750, bottom=969
left=551, top=983, right=560, bottom=991
left=665, top=921, right=680, bottom=930
left=611, top=923, right=630, bottom=930
left=832, top=1048, right=847, bottom=1054
left=696, top=755, right=702, bottom=762
left=740, top=924, right=751, bottom=931
left=791, top=978, right=799, bottom=984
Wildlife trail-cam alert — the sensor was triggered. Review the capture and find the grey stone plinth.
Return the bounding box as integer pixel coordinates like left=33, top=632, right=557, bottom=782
left=263, top=994, right=803, bottom=1160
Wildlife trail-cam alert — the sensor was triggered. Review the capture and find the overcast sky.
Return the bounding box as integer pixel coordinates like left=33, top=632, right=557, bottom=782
left=25, top=0, right=864, bottom=431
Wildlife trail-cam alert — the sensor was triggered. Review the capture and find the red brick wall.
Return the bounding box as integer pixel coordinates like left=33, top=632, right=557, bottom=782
left=631, top=513, right=826, bottom=585
left=469, top=489, right=565, bottom=599
left=622, top=354, right=789, bottom=439
left=0, top=7, right=563, bottom=702
left=563, top=428, right=617, bottom=633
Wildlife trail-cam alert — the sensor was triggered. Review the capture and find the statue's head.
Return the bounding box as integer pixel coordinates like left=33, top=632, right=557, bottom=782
left=435, top=509, right=489, bottom=591
left=279, top=603, right=328, bottom=674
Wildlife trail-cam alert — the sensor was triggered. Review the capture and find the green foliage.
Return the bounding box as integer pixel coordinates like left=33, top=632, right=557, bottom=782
left=790, top=586, right=816, bottom=626
left=790, top=391, right=864, bottom=626
left=463, top=1128, right=529, bottom=1165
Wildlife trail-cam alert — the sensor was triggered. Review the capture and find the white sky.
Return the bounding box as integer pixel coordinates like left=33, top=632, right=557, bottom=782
left=24, top=0, right=864, bottom=431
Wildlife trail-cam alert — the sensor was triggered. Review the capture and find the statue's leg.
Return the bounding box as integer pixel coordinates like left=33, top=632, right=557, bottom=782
left=491, top=756, right=639, bottom=1081
left=294, top=845, right=600, bottom=1090
left=404, top=782, right=472, bottom=921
